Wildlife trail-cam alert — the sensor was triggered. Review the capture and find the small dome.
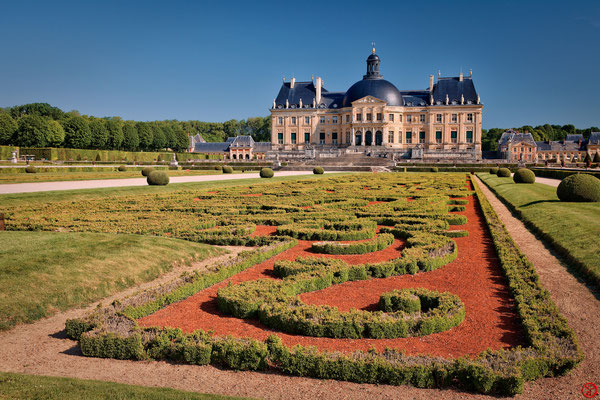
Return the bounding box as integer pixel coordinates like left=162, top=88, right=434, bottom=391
left=367, top=53, right=380, bottom=61
left=342, top=79, right=403, bottom=107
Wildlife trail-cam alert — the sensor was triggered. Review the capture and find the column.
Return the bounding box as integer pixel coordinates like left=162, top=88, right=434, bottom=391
left=351, top=127, right=356, bottom=146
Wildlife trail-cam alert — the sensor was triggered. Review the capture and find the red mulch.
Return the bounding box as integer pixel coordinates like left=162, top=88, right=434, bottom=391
left=367, top=201, right=384, bottom=205
left=207, top=191, right=219, bottom=194
left=193, top=198, right=201, bottom=202
left=139, top=194, right=525, bottom=359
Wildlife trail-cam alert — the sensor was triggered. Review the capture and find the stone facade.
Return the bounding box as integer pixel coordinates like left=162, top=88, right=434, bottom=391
left=498, top=130, right=599, bottom=162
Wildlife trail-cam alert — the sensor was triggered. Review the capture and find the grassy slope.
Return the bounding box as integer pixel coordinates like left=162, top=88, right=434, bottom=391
left=0, top=231, right=223, bottom=330
left=0, top=372, right=250, bottom=400
left=477, top=172, right=600, bottom=286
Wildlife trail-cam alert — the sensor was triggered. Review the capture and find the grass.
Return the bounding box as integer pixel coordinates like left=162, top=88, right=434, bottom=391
left=0, top=173, right=350, bottom=207
left=0, top=231, right=223, bottom=331
left=0, top=372, right=250, bottom=400
left=477, top=172, right=600, bottom=288
left=0, top=169, right=241, bottom=184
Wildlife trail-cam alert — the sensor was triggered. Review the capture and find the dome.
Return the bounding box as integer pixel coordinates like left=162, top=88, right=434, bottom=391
left=367, top=53, right=380, bottom=61
left=342, top=79, right=403, bottom=107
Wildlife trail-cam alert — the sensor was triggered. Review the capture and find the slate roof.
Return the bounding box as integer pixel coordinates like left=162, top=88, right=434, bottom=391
left=588, top=132, right=600, bottom=145
left=535, top=140, right=585, bottom=151
left=566, top=134, right=584, bottom=142
left=432, top=77, right=479, bottom=105
left=193, top=135, right=270, bottom=153
left=400, top=91, right=430, bottom=107
left=193, top=141, right=231, bottom=153
left=498, top=130, right=536, bottom=148
left=274, top=81, right=324, bottom=109
left=230, top=136, right=255, bottom=147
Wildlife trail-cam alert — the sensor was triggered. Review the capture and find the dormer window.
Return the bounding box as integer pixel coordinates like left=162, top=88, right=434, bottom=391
left=332, top=116, right=338, bottom=124
left=320, top=116, right=325, bottom=124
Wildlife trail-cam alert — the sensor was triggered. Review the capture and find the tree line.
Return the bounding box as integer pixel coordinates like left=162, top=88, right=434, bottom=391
left=482, top=124, right=599, bottom=151
left=0, top=103, right=271, bottom=152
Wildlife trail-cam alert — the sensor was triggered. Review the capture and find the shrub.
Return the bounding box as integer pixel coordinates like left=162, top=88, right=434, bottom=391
left=147, top=171, right=169, bottom=186
left=259, top=168, right=274, bottom=178
left=556, top=174, right=600, bottom=202
left=430, top=167, right=438, bottom=172
left=513, top=168, right=535, bottom=184
left=118, top=165, right=127, bottom=172
left=25, top=165, right=37, bottom=173
left=214, top=165, right=222, bottom=171
left=497, top=168, right=511, bottom=177
left=594, top=152, right=600, bottom=163
left=222, top=166, right=233, bottom=174
left=489, top=167, right=499, bottom=174
left=95, top=153, right=101, bottom=162
left=313, top=166, right=324, bottom=174
left=141, top=167, right=154, bottom=177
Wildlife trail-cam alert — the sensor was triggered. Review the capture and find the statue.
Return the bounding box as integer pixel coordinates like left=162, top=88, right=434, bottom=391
left=170, top=153, right=179, bottom=167
left=10, top=151, right=18, bottom=164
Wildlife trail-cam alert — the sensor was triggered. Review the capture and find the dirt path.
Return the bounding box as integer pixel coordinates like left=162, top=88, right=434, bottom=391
left=0, top=181, right=597, bottom=399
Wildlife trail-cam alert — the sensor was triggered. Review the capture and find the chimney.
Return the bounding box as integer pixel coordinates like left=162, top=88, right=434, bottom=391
left=459, top=72, right=463, bottom=82
left=315, top=76, right=322, bottom=105
left=429, top=75, right=434, bottom=92
left=290, top=77, right=295, bottom=89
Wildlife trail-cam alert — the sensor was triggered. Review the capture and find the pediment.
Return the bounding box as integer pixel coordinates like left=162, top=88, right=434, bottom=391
left=351, top=96, right=386, bottom=105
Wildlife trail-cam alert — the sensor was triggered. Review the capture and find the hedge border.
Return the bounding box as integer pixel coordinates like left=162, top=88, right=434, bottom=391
left=311, top=233, right=394, bottom=254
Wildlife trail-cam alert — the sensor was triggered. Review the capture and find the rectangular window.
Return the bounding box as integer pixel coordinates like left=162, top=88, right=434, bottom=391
left=436, top=114, right=442, bottom=123
left=406, top=115, right=412, bottom=123
left=451, top=130, right=457, bottom=143
left=346, top=115, right=350, bottom=123
left=278, top=117, right=283, bottom=125
left=398, top=131, right=402, bottom=143
left=320, top=132, right=325, bottom=144
left=332, top=132, right=338, bottom=145
left=399, top=114, right=402, bottom=122
left=291, top=117, right=296, bottom=124
left=467, top=113, right=473, bottom=123
left=419, top=131, right=425, bottom=144
left=291, top=132, right=297, bottom=144
left=388, top=132, right=394, bottom=143
left=406, top=131, right=412, bottom=144
left=389, top=113, right=394, bottom=121
left=356, top=114, right=362, bottom=121
left=277, top=132, right=283, bottom=144
left=376, top=113, right=382, bottom=121
left=305, top=116, right=310, bottom=124
left=332, top=116, right=338, bottom=124
left=304, top=132, right=310, bottom=143
left=420, top=114, right=425, bottom=123
left=466, top=130, right=473, bottom=143
left=451, top=114, right=457, bottom=123
left=435, top=131, right=442, bottom=144
left=320, top=116, right=325, bottom=124
left=366, top=113, right=372, bottom=121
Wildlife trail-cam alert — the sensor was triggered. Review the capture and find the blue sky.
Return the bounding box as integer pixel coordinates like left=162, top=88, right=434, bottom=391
left=1, top=0, right=598, bottom=129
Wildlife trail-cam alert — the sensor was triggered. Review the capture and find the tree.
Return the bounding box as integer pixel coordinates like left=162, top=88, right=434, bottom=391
left=122, top=122, right=139, bottom=151
left=173, top=125, right=189, bottom=152
left=106, top=119, right=124, bottom=150
left=151, top=124, right=166, bottom=150
left=10, top=103, right=65, bottom=120
left=136, top=122, right=153, bottom=150
left=594, top=152, right=600, bottom=163
left=62, top=116, right=91, bottom=148
left=162, top=125, right=176, bottom=149
left=584, top=153, right=592, bottom=163
left=0, top=113, right=18, bottom=145
left=89, top=119, right=109, bottom=149
left=223, top=119, right=240, bottom=137
left=14, top=115, right=51, bottom=147
left=46, top=120, right=65, bottom=146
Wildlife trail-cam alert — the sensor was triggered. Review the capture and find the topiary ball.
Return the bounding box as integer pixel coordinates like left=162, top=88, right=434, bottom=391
left=141, top=167, right=154, bottom=177
left=556, top=174, right=600, bottom=202
left=490, top=167, right=499, bottom=174
left=497, top=168, right=511, bottom=177
left=214, top=165, right=222, bottom=171
left=430, top=167, right=439, bottom=172
left=118, top=165, right=127, bottom=172
left=313, top=166, right=324, bottom=174
left=222, top=166, right=233, bottom=174
left=25, top=165, right=37, bottom=173
left=513, top=168, right=535, bottom=184
left=260, top=167, right=274, bottom=178
left=147, top=170, right=169, bottom=186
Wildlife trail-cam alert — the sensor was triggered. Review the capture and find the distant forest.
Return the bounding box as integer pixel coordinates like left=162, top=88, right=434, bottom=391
left=0, top=103, right=270, bottom=152
left=0, top=102, right=597, bottom=152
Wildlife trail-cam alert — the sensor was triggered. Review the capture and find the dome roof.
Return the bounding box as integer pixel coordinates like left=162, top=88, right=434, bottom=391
left=367, top=53, right=380, bottom=61
left=342, top=79, right=403, bottom=107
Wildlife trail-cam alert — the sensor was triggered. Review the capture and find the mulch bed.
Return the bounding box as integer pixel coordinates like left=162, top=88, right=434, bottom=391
left=139, top=194, right=525, bottom=359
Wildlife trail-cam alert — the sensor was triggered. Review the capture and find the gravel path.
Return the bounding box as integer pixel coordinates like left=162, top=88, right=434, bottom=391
left=0, top=171, right=342, bottom=194
left=0, top=179, right=597, bottom=399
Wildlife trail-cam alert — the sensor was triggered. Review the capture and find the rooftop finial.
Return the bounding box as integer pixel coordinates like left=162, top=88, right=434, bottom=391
left=371, top=41, right=376, bottom=54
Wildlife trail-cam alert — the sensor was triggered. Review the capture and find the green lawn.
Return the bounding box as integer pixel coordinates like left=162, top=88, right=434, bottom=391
left=0, top=231, right=223, bottom=331
left=478, top=172, right=600, bottom=288
left=0, top=372, right=250, bottom=400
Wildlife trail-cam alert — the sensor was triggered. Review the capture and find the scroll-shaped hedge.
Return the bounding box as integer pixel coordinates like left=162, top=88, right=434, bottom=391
left=276, top=218, right=377, bottom=241
left=311, top=233, right=394, bottom=254
left=217, top=231, right=462, bottom=339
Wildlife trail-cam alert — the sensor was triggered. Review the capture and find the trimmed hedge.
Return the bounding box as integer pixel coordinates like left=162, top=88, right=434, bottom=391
left=513, top=168, right=535, bottom=184
left=25, top=165, right=36, bottom=173
left=141, top=166, right=154, bottom=177
left=276, top=219, right=377, bottom=241
left=489, top=167, right=499, bottom=174
left=311, top=233, right=394, bottom=254
left=313, top=166, right=324, bottom=174
left=531, top=168, right=600, bottom=181
left=430, top=167, right=439, bottom=172
left=222, top=166, right=233, bottom=174
left=497, top=168, right=511, bottom=177
left=118, top=165, right=127, bottom=172
left=259, top=167, right=274, bottom=178
left=556, top=174, right=600, bottom=202
left=147, top=171, right=169, bottom=186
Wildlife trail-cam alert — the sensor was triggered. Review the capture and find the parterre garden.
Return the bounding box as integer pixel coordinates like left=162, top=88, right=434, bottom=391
left=2, top=173, right=582, bottom=396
